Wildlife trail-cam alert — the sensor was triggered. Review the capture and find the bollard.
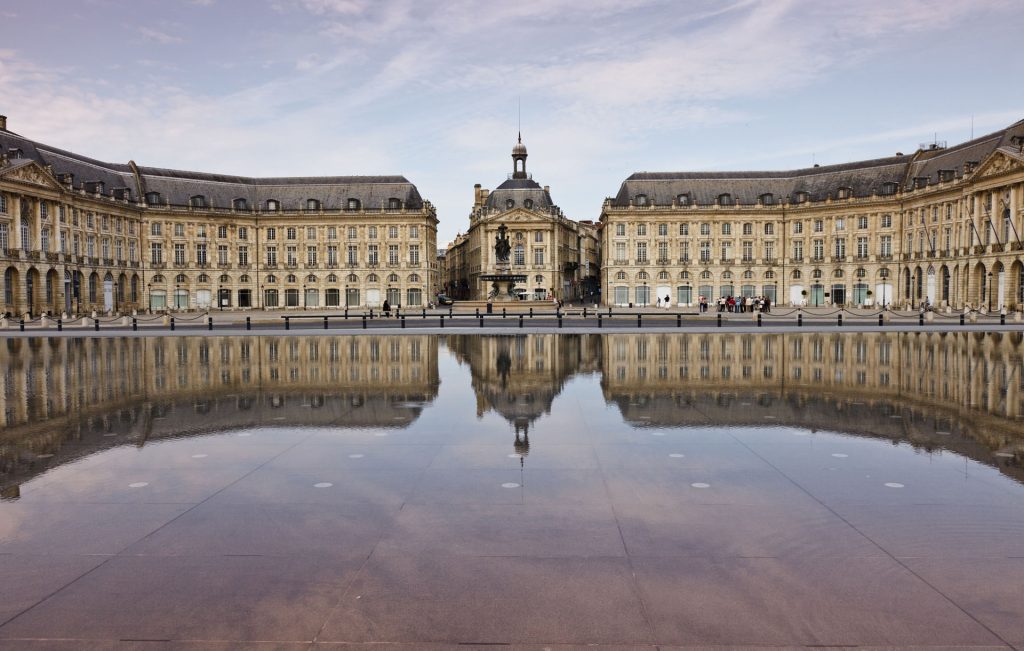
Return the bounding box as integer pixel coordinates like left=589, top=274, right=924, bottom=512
left=1001, top=312, right=1006, bottom=326
left=246, top=316, right=251, bottom=331
left=879, top=313, right=884, bottom=327
left=479, top=314, right=484, bottom=328
left=440, top=315, right=445, bottom=328
left=344, top=307, right=349, bottom=319
left=57, top=318, right=63, bottom=332
left=401, top=315, right=406, bottom=329
left=757, top=313, right=762, bottom=327
left=208, top=316, right=213, bottom=331
left=677, top=313, right=682, bottom=328
left=132, top=317, right=138, bottom=332
left=837, top=313, right=842, bottom=327
left=598, top=312, right=603, bottom=328
left=919, top=313, right=924, bottom=326
left=285, top=316, right=290, bottom=330
left=608, top=307, right=612, bottom=316
left=960, top=313, right=965, bottom=326
left=558, top=314, right=563, bottom=328
left=583, top=307, right=588, bottom=318
left=19, top=318, right=24, bottom=332
left=717, top=313, right=722, bottom=328
left=362, top=315, right=367, bottom=329
left=637, top=314, right=642, bottom=328
left=529, top=307, right=534, bottom=318
left=503, top=307, right=507, bottom=319
left=797, top=313, right=802, bottom=327
left=170, top=317, right=175, bottom=331
left=370, top=309, right=374, bottom=319
left=422, top=308, right=426, bottom=319
left=475, top=307, right=480, bottom=318
left=519, top=314, right=523, bottom=328
left=448, top=307, right=452, bottom=318
left=94, top=318, right=99, bottom=331
left=323, top=316, right=328, bottom=330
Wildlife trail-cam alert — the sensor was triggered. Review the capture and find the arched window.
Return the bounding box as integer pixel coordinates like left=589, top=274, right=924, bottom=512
left=326, top=273, right=338, bottom=283
left=387, top=273, right=399, bottom=283
left=387, top=198, right=402, bottom=210
left=266, top=274, right=277, bottom=283
left=366, top=273, right=379, bottom=283
left=658, top=271, right=669, bottom=280
left=742, top=270, right=753, bottom=279
left=721, top=271, right=733, bottom=280
left=286, top=274, right=297, bottom=283
left=677, top=194, right=691, bottom=206
left=764, top=270, right=775, bottom=279
left=793, top=191, right=808, bottom=204
left=219, top=274, right=230, bottom=283
left=239, top=274, right=250, bottom=283
left=760, top=193, right=774, bottom=206
left=833, top=269, right=844, bottom=278
left=855, top=268, right=866, bottom=278
left=878, top=268, right=890, bottom=279
left=347, top=273, right=358, bottom=282
left=145, top=192, right=161, bottom=205
left=792, top=270, right=802, bottom=279
left=680, top=271, right=690, bottom=280
left=699, top=270, right=712, bottom=280
left=408, top=273, right=420, bottom=283
left=812, top=269, right=823, bottom=279
left=534, top=274, right=544, bottom=283
left=615, top=271, right=627, bottom=280
left=151, top=274, right=165, bottom=283
left=513, top=244, right=525, bottom=266
left=197, top=274, right=209, bottom=283
left=836, top=187, right=852, bottom=200
left=175, top=273, right=188, bottom=283
left=306, top=274, right=317, bottom=282
left=506, top=199, right=515, bottom=209
left=636, top=271, right=649, bottom=280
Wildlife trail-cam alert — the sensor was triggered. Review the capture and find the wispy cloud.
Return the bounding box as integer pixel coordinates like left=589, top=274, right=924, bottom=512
left=137, top=26, right=183, bottom=45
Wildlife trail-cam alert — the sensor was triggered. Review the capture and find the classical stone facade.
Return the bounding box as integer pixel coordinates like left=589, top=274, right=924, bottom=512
left=601, top=119, right=1024, bottom=310
left=443, top=136, right=599, bottom=302
left=0, top=115, right=437, bottom=316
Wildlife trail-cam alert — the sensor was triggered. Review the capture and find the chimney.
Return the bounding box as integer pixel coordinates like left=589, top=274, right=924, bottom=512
left=0, top=115, right=6, bottom=131
left=543, top=185, right=550, bottom=193
left=474, top=183, right=482, bottom=208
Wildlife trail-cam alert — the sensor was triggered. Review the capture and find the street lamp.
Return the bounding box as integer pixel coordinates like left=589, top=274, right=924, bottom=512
left=302, top=284, right=307, bottom=310
left=112, top=281, right=118, bottom=314
left=988, top=271, right=994, bottom=312
left=218, top=284, right=224, bottom=311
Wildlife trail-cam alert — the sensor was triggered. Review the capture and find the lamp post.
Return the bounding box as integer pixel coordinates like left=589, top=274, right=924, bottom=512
left=175, top=283, right=180, bottom=312
left=218, top=284, right=224, bottom=311
left=302, top=284, right=307, bottom=310
left=112, top=281, right=118, bottom=314
left=988, top=271, right=994, bottom=312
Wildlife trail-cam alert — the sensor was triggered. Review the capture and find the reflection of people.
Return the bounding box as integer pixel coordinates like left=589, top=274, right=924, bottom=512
left=383, top=299, right=391, bottom=316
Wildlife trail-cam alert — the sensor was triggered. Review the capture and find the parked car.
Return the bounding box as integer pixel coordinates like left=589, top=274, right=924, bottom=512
left=436, top=294, right=454, bottom=305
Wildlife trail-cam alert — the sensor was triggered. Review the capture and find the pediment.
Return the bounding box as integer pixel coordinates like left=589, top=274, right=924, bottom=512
left=478, top=208, right=554, bottom=225
left=0, top=160, right=65, bottom=192
left=972, top=150, right=1024, bottom=182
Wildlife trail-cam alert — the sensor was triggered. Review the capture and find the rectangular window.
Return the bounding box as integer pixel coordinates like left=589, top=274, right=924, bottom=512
left=721, top=223, right=731, bottom=235
left=813, top=239, right=824, bottom=259
left=115, top=239, right=123, bottom=260
left=174, top=223, right=184, bottom=237
left=41, top=228, right=49, bottom=251
left=658, top=223, right=668, bottom=236
left=348, top=226, right=357, bottom=239
left=388, top=226, right=398, bottom=238
left=368, top=226, right=377, bottom=239
left=835, top=218, right=845, bottom=231
left=636, top=242, right=647, bottom=263
left=307, top=246, right=317, bottom=266
left=195, top=243, right=207, bottom=264
left=128, top=240, right=136, bottom=262
left=793, top=221, right=803, bottom=234
left=700, top=223, right=710, bottom=236
left=615, top=223, right=625, bottom=236
left=533, top=247, right=545, bottom=265
left=880, top=235, right=892, bottom=257
left=266, top=246, right=277, bottom=265
left=410, top=225, right=419, bottom=239
left=0, top=224, right=7, bottom=250
left=218, top=225, right=228, bottom=238
left=409, top=244, right=420, bottom=265
left=856, top=236, right=868, bottom=258
left=60, top=231, right=67, bottom=253
left=327, top=245, right=338, bottom=265
left=73, top=234, right=80, bottom=255
left=792, top=240, right=803, bottom=260
left=657, top=241, right=668, bottom=262
left=238, top=246, right=248, bottom=266
left=347, top=245, right=358, bottom=264
left=196, top=224, right=205, bottom=238
left=286, top=246, right=297, bottom=265
left=266, top=227, right=276, bottom=240
left=174, top=243, right=186, bottom=265
left=857, top=216, right=868, bottom=229
left=0, top=195, right=6, bottom=214
left=763, top=241, right=774, bottom=261
left=679, top=223, right=689, bottom=236
left=881, top=214, right=892, bottom=228
left=834, top=237, right=846, bottom=258
left=327, top=227, right=336, bottom=240
left=238, top=226, right=247, bottom=240
left=287, top=227, right=297, bottom=240
left=368, top=244, right=379, bottom=265
left=101, top=238, right=110, bottom=257
left=813, top=219, right=823, bottom=232
left=764, top=223, right=774, bottom=235
left=307, top=226, right=316, bottom=239
left=679, top=240, right=690, bottom=262
left=218, top=244, right=229, bottom=264
left=151, top=222, right=162, bottom=236
left=388, top=244, right=399, bottom=264
left=614, top=242, right=626, bottom=264
left=699, top=241, right=711, bottom=262
left=742, top=241, right=753, bottom=261
left=637, top=224, right=647, bottom=236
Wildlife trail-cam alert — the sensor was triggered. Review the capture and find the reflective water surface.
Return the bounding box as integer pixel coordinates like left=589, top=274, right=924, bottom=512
left=2, top=333, right=1024, bottom=648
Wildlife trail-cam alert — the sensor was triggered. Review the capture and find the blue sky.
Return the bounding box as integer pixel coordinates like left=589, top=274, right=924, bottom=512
left=2, top=0, right=1022, bottom=245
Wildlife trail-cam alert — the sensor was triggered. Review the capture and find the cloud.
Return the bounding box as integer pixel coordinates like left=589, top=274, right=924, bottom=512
left=138, top=26, right=183, bottom=45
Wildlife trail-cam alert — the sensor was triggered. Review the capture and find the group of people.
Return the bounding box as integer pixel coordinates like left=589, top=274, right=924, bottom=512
left=696, top=295, right=772, bottom=313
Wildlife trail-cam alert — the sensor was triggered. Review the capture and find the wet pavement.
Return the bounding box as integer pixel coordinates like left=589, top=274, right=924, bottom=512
left=1, top=333, right=1023, bottom=649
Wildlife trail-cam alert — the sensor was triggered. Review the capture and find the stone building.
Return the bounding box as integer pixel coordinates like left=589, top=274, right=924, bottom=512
left=600, top=119, right=1024, bottom=310
left=443, top=135, right=599, bottom=302
left=0, top=115, right=437, bottom=316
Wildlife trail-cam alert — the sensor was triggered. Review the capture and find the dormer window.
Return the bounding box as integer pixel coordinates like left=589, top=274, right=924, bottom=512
left=9, top=148, right=22, bottom=159
left=387, top=198, right=402, bottom=210
left=939, top=169, right=955, bottom=182
left=718, top=193, right=733, bottom=206
left=306, top=199, right=320, bottom=211
left=189, top=195, right=206, bottom=209
left=759, top=193, right=774, bottom=206
left=913, top=177, right=928, bottom=190
left=524, top=199, right=534, bottom=209
left=346, top=198, right=360, bottom=211
left=836, top=187, right=851, bottom=200
left=677, top=194, right=690, bottom=206
left=113, top=188, right=131, bottom=201
left=145, top=192, right=161, bottom=205
left=506, top=199, right=515, bottom=209
left=793, top=191, right=808, bottom=204
left=635, top=194, right=648, bottom=206
left=233, top=198, right=248, bottom=211
left=880, top=182, right=898, bottom=196
left=266, top=199, right=279, bottom=211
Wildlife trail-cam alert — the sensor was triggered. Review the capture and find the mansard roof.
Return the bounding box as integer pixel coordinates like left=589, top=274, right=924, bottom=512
left=0, top=127, right=426, bottom=210
left=612, top=119, right=1024, bottom=207
left=485, top=177, right=554, bottom=211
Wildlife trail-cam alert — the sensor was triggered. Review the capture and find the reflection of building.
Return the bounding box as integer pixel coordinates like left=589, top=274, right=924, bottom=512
left=0, top=335, right=439, bottom=495
left=600, top=119, right=1024, bottom=310
left=447, top=334, right=601, bottom=436
left=0, top=116, right=437, bottom=317
left=600, top=332, right=1024, bottom=482
left=443, top=136, right=600, bottom=301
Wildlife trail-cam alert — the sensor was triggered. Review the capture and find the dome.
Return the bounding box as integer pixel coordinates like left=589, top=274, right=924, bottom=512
left=512, top=140, right=527, bottom=156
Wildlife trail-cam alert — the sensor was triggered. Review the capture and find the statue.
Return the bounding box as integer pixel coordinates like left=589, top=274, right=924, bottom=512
left=494, top=224, right=511, bottom=263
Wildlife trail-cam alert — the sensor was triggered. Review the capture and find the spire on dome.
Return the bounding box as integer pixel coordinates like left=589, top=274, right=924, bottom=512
left=511, top=133, right=527, bottom=179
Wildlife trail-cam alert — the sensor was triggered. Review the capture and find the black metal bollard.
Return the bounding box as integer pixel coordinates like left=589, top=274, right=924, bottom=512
left=285, top=316, right=290, bottom=330
left=440, top=315, right=445, bottom=328
left=479, top=314, right=484, bottom=328
left=422, top=308, right=426, bottom=319
left=362, top=315, right=367, bottom=329
left=608, top=307, right=612, bottom=316
left=717, top=313, right=722, bottom=328
left=637, top=314, right=642, bottom=328
left=598, top=312, right=603, bottom=328
left=208, top=316, right=213, bottom=331
left=401, top=315, right=406, bottom=328
left=369, top=309, right=374, bottom=319
left=519, top=314, right=523, bottom=328
left=57, top=318, right=62, bottom=332
left=960, top=313, right=965, bottom=326
left=246, top=316, right=251, bottom=331
left=757, top=313, right=762, bottom=327
left=170, top=317, right=175, bottom=331
left=1001, top=312, right=1006, bottom=325
left=677, top=313, right=682, bottom=328
left=583, top=307, right=588, bottom=318
left=837, top=313, right=842, bottom=327
left=448, top=306, right=452, bottom=318
left=502, top=307, right=507, bottom=319
left=94, top=318, right=99, bottom=331
left=323, top=316, right=328, bottom=330
left=919, top=313, right=924, bottom=326
left=475, top=307, right=480, bottom=318
left=132, top=317, right=137, bottom=331
left=879, top=313, right=884, bottom=327
left=558, top=314, right=563, bottom=328
left=529, top=307, right=534, bottom=318
left=797, top=313, right=802, bottom=327
left=19, top=318, right=24, bottom=332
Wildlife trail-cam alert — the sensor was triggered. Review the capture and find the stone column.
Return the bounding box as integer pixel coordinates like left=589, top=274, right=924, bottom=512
left=33, top=198, right=42, bottom=251
left=9, top=195, right=21, bottom=249
left=971, top=194, right=979, bottom=246
left=1011, top=183, right=1020, bottom=242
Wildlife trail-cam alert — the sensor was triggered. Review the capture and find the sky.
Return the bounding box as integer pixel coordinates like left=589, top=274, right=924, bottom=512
left=1, top=0, right=1022, bottom=246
